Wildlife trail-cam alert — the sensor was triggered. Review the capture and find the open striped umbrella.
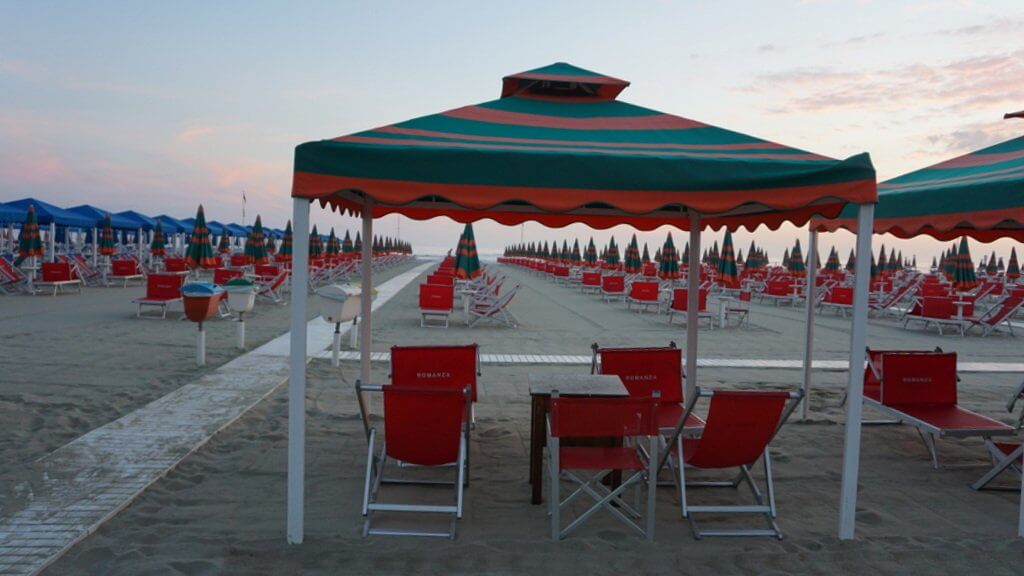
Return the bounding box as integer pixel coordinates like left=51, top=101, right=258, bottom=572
left=217, top=233, right=231, bottom=254
left=788, top=240, right=806, bottom=275
left=309, top=225, right=324, bottom=258
left=279, top=221, right=293, bottom=261
left=605, top=238, right=620, bottom=266
left=18, top=205, right=44, bottom=258
left=150, top=220, right=166, bottom=256
left=624, top=234, right=641, bottom=273
left=99, top=214, right=117, bottom=256
left=325, top=227, right=340, bottom=257
left=716, top=229, right=740, bottom=288
left=246, top=215, right=269, bottom=264
left=952, top=237, right=979, bottom=291
left=342, top=230, right=353, bottom=253
left=571, top=239, right=582, bottom=265
left=659, top=232, right=680, bottom=280
left=585, top=238, right=598, bottom=266
left=184, top=205, right=219, bottom=269
left=454, top=223, right=482, bottom=279
left=1007, top=248, right=1020, bottom=280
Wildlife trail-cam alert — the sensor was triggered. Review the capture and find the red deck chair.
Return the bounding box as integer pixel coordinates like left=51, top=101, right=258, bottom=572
left=902, top=296, right=965, bottom=336
left=723, top=290, right=753, bottom=326
left=667, top=288, right=712, bottom=327
left=357, top=383, right=471, bottom=539
left=256, top=269, right=288, bottom=303
left=34, top=261, right=82, bottom=296
left=580, top=271, right=601, bottom=294
left=108, top=258, right=145, bottom=288
left=391, top=345, right=480, bottom=420
left=965, top=294, right=1024, bottom=337
left=972, top=380, right=1024, bottom=491
left=819, top=286, right=853, bottom=317
left=600, top=275, right=625, bottom=302
left=862, top=350, right=1018, bottom=467
left=419, top=283, right=454, bottom=328
left=213, top=268, right=243, bottom=286
left=658, top=388, right=803, bottom=539
left=133, top=273, right=185, bottom=318
left=0, top=256, right=27, bottom=294
left=626, top=280, right=660, bottom=313
left=253, top=264, right=282, bottom=282
left=163, top=257, right=187, bottom=273
left=760, top=279, right=800, bottom=306
left=548, top=394, right=660, bottom=541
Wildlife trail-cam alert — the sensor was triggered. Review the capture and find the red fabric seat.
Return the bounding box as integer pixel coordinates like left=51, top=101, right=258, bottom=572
left=559, top=446, right=645, bottom=471
left=889, top=404, right=1011, bottom=433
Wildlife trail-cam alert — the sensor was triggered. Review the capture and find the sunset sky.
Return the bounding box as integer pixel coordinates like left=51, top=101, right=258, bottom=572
left=1, top=1, right=1022, bottom=263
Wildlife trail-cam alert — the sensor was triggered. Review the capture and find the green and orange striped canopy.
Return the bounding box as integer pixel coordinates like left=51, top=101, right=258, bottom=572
left=1007, top=247, right=1020, bottom=280
left=18, top=205, right=43, bottom=258
left=292, top=63, right=875, bottom=231
left=184, top=205, right=219, bottom=269
left=99, top=214, right=117, bottom=256
left=659, top=233, right=680, bottom=279
left=246, top=215, right=269, bottom=264
left=279, top=221, right=293, bottom=260
left=953, top=237, right=979, bottom=291
left=454, top=223, right=482, bottom=279
left=150, top=220, right=166, bottom=256
left=309, top=225, right=324, bottom=258
left=816, top=134, right=1024, bottom=241
left=624, top=234, right=641, bottom=273
left=716, top=229, right=739, bottom=288
left=217, top=233, right=231, bottom=254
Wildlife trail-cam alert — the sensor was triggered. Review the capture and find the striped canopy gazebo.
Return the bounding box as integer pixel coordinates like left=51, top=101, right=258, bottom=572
left=287, top=62, right=877, bottom=542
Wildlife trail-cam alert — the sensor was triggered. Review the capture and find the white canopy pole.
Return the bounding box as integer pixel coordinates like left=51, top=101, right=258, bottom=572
left=287, top=198, right=310, bottom=544
left=92, top=227, right=98, bottom=267
left=1019, top=467, right=1024, bottom=537
left=685, top=215, right=701, bottom=401
left=838, top=202, right=874, bottom=540
left=360, top=201, right=374, bottom=387
left=801, top=228, right=818, bottom=420
left=49, top=222, right=56, bottom=262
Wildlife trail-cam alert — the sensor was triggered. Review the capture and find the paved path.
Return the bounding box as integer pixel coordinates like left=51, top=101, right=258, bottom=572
left=329, top=350, right=1024, bottom=373
left=0, top=262, right=431, bottom=576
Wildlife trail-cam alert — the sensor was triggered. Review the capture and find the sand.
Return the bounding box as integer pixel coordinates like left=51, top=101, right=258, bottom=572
left=18, top=261, right=1024, bottom=574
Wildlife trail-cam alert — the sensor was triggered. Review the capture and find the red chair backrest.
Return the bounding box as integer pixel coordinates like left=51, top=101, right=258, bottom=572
left=827, top=286, right=853, bottom=305
left=765, top=280, right=793, bottom=296
left=427, top=273, right=454, bottom=286
left=391, top=344, right=479, bottom=402
left=419, top=283, right=453, bottom=311
left=554, top=266, right=569, bottom=277
left=985, top=296, right=1024, bottom=325
left=921, top=296, right=954, bottom=319
left=582, top=271, right=601, bottom=286
left=628, top=281, right=659, bottom=301
left=598, top=347, right=683, bottom=404
left=879, top=352, right=957, bottom=406
left=164, top=258, right=186, bottom=272
left=549, top=396, right=659, bottom=439
left=213, top=268, right=243, bottom=285
left=230, top=254, right=250, bottom=267
left=739, top=290, right=752, bottom=302
left=670, top=288, right=707, bottom=312
left=41, top=262, right=73, bottom=282
left=254, top=264, right=280, bottom=278
left=685, top=391, right=789, bottom=469
left=918, top=283, right=949, bottom=297
left=146, top=273, right=184, bottom=299
left=642, top=263, right=657, bottom=277
left=383, top=386, right=467, bottom=466
left=111, top=259, right=138, bottom=277
left=601, top=275, right=624, bottom=292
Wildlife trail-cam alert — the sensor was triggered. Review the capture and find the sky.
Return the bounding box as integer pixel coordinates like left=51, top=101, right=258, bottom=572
left=1, top=0, right=1022, bottom=263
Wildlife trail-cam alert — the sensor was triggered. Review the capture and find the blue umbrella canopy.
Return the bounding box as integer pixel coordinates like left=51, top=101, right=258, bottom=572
left=154, top=214, right=191, bottom=234
left=68, top=205, right=137, bottom=229
left=0, top=203, right=28, bottom=225
left=117, top=210, right=158, bottom=231
left=7, top=198, right=96, bottom=228
left=225, top=223, right=250, bottom=237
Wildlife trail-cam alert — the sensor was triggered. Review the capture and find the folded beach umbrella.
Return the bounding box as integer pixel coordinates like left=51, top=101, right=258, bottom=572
left=606, top=238, right=620, bottom=266
left=846, top=249, right=856, bottom=272
left=952, top=237, right=979, bottom=291
left=278, top=221, right=293, bottom=261
left=782, top=248, right=790, bottom=269
left=247, top=215, right=269, bottom=264
left=716, top=229, right=740, bottom=288
left=455, top=223, right=481, bottom=279
left=1007, top=248, right=1020, bottom=280
left=354, top=232, right=363, bottom=253
left=18, top=205, right=44, bottom=258
left=876, top=245, right=888, bottom=275
left=266, top=233, right=277, bottom=255
left=682, top=241, right=689, bottom=266
left=342, top=230, right=353, bottom=253
left=870, top=254, right=879, bottom=285
left=986, top=251, right=998, bottom=275
left=659, top=232, right=680, bottom=279
left=888, top=247, right=898, bottom=273
left=788, top=240, right=806, bottom=275
left=641, top=242, right=651, bottom=265
left=325, top=227, right=340, bottom=257
left=623, top=234, right=641, bottom=273
left=217, top=233, right=231, bottom=254
left=998, top=256, right=1005, bottom=272
left=150, top=220, right=166, bottom=257
left=571, top=239, right=582, bottom=265
left=183, top=205, right=219, bottom=269
left=99, top=214, right=117, bottom=256
left=585, top=237, right=598, bottom=266
left=309, top=225, right=324, bottom=258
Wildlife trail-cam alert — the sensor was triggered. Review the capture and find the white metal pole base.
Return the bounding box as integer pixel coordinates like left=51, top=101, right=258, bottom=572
left=236, top=316, right=246, bottom=350
left=197, top=325, right=206, bottom=367
left=332, top=325, right=341, bottom=367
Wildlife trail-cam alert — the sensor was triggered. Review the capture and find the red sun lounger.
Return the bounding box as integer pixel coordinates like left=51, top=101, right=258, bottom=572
left=34, top=261, right=82, bottom=296
left=819, top=286, right=853, bottom=317
left=133, top=273, right=185, bottom=318
left=419, top=282, right=454, bottom=328
left=580, top=271, right=601, bottom=294
left=357, top=383, right=470, bottom=539
left=902, top=296, right=965, bottom=336
left=626, top=280, right=660, bottom=313
left=600, top=275, right=625, bottom=302
left=658, top=388, right=803, bottom=539
left=862, top=349, right=1019, bottom=468
left=667, top=288, right=713, bottom=327
left=109, top=258, right=145, bottom=288
left=965, top=294, right=1024, bottom=337
left=548, top=394, right=660, bottom=541
left=970, top=379, right=1024, bottom=491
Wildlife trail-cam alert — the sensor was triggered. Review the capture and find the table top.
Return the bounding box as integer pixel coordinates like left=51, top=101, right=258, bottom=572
left=528, top=373, right=628, bottom=397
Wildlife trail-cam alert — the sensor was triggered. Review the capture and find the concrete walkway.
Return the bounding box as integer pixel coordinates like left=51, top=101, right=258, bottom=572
left=0, top=262, right=431, bottom=576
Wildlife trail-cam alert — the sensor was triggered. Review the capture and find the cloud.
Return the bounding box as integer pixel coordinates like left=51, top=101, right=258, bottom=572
left=925, top=121, right=1022, bottom=154
left=757, top=44, right=781, bottom=53
left=824, top=31, right=887, bottom=48
left=177, top=124, right=249, bottom=143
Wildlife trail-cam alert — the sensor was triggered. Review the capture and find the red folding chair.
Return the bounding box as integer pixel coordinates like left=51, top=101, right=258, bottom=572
left=548, top=394, right=660, bottom=541
left=972, top=380, right=1024, bottom=491
left=659, top=388, right=803, bottom=539
left=357, top=383, right=471, bottom=539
